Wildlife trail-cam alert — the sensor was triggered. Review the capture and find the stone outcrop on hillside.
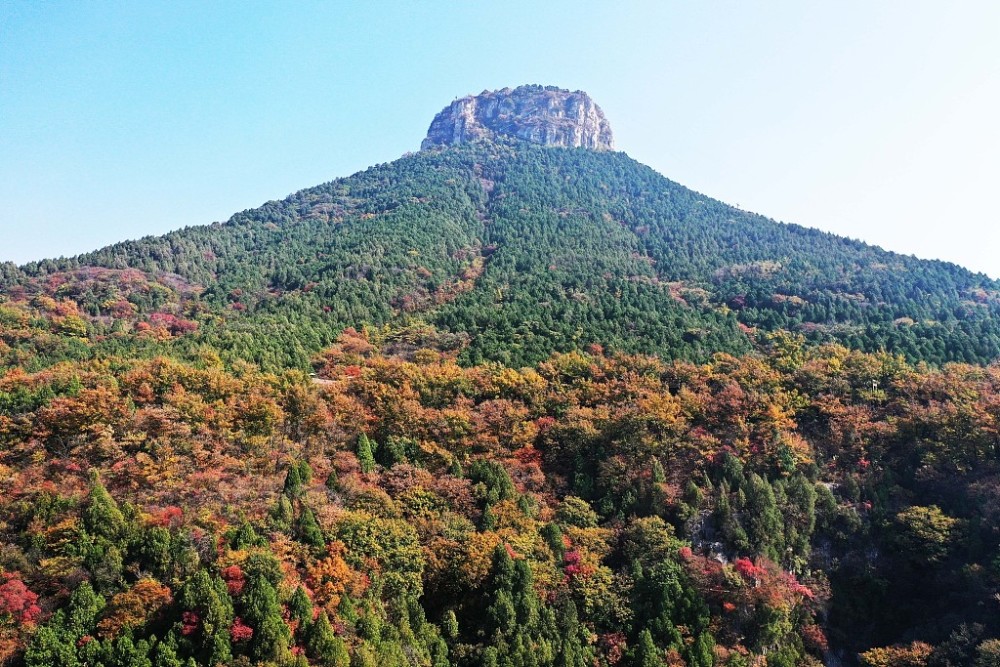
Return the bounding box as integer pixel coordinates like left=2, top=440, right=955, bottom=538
left=421, top=85, right=614, bottom=151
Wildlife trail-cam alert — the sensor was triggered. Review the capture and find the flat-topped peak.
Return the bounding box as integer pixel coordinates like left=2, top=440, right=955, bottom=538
left=421, top=85, right=614, bottom=151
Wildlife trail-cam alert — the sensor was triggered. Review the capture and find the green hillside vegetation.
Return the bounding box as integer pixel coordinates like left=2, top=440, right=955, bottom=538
left=3, top=141, right=999, bottom=371
left=3, top=136, right=1000, bottom=666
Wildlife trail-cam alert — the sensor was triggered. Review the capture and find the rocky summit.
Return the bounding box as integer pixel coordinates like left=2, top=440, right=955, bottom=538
left=420, top=84, right=614, bottom=151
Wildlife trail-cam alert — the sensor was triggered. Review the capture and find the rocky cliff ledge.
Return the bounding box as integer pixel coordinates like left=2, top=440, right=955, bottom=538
left=421, top=85, right=614, bottom=151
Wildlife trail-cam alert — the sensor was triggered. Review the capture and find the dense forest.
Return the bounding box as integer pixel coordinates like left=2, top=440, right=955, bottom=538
left=3, top=139, right=1000, bottom=666
left=3, top=141, right=999, bottom=371
left=2, top=324, right=1000, bottom=666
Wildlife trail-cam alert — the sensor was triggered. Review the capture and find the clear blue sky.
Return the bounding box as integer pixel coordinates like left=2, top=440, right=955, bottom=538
left=2, top=1, right=998, bottom=276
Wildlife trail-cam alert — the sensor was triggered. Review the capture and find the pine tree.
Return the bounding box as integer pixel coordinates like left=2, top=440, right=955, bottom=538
left=481, top=504, right=497, bottom=531
left=268, top=494, right=294, bottom=532
left=685, top=632, right=715, bottom=667
left=83, top=470, right=125, bottom=539
left=307, top=611, right=350, bottom=667
left=351, top=643, right=379, bottom=667
left=377, top=436, right=408, bottom=467
left=441, top=610, right=459, bottom=640
left=555, top=600, right=592, bottom=667
left=178, top=570, right=234, bottom=667
left=488, top=545, right=516, bottom=593
left=744, top=473, right=785, bottom=562
left=486, top=589, right=517, bottom=643
left=297, top=460, right=313, bottom=485
left=283, top=464, right=304, bottom=497
left=151, top=633, right=183, bottom=667
left=67, top=581, right=105, bottom=638
left=357, top=433, right=377, bottom=474
left=297, top=505, right=326, bottom=549
left=715, top=483, right=750, bottom=554
left=112, top=634, right=153, bottom=667
left=540, top=523, right=565, bottom=559
left=242, top=566, right=291, bottom=663
left=230, top=520, right=265, bottom=550
left=24, top=622, right=79, bottom=667
left=633, top=629, right=665, bottom=667
left=651, top=458, right=666, bottom=484
left=288, top=585, right=313, bottom=634
left=512, top=560, right=539, bottom=628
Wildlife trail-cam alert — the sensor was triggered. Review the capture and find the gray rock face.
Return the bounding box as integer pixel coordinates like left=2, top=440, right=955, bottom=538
left=421, top=85, right=614, bottom=151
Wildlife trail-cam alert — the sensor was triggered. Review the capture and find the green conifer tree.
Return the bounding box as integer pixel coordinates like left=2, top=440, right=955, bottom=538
left=283, top=464, right=303, bottom=497
left=555, top=600, right=592, bottom=667
left=357, top=433, right=377, bottom=474
left=288, top=585, right=314, bottom=634
left=651, top=458, right=666, bottom=484
left=351, top=643, right=379, bottom=667
left=178, top=570, right=234, bottom=667
left=83, top=470, right=125, bottom=539
left=481, top=504, right=497, bottom=531
left=242, top=566, right=291, bottom=663
left=67, top=581, right=105, bottom=638
left=297, top=460, right=313, bottom=485
left=744, top=473, right=785, bottom=562
left=268, top=494, right=294, bottom=532
left=151, top=632, right=184, bottom=667
left=685, top=632, right=715, bottom=667
left=24, top=622, right=79, bottom=667
left=308, top=611, right=350, bottom=667
left=441, top=610, right=459, bottom=640
left=297, top=505, right=326, bottom=550
left=633, top=629, right=665, bottom=667
left=230, top=520, right=265, bottom=550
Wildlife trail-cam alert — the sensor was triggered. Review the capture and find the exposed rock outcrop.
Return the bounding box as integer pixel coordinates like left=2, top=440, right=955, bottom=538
left=421, top=85, right=614, bottom=151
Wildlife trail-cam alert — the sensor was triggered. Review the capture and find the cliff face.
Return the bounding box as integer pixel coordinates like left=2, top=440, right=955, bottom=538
left=421, top=85, right=614, bottom=151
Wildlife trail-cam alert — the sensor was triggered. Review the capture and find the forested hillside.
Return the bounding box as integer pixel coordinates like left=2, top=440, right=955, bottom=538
left=2, top=326, right=1000, bottom=666
left=3, top=141, right=999, bottom=372
left=3, top=128, right=1000, bottom=667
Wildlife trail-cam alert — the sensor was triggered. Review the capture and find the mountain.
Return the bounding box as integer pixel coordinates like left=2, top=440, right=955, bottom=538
left=2, top=85, right=999, bottom=372
left=5, top=86, right=1000, bottom=667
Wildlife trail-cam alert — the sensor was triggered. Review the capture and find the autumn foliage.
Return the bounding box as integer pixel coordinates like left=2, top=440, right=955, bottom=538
left=0, top=327, right=998, bottom=665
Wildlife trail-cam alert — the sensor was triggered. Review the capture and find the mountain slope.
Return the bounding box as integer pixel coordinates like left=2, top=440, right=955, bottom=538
left=7, top=87, right=1000, bottom=667
left=3, top=140, right=999, bottom=371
